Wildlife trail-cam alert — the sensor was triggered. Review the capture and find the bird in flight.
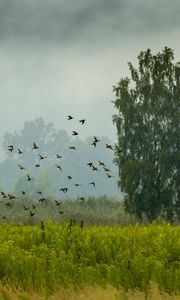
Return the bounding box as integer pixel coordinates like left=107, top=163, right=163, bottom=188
left=55, top=200, right=62, bottom=206
left=92, top=165, right=99, bottom=171
left=74, top=183, right=82, bottom=187
left=106, top=173, right=115, bottom=178
left=27, top=174, right=33, bottom=181
left=8, top=145, right=14, bottom=152
left=103, top=167, right=110, bottom=172
left=106, top=144, right=113, bottom=150
left=23, top=205, right=30, bottom=211
left=67, top=176, right=72, bottom=180
left=59, top=188, right=68, bottom=193
left=56, top=154, right=63, bottom=159
left=69, top=146, right=77, bottom=150
left=87, top=162, right=93, bottom=167
left=79, top=119, right=86, bottom=125
left=55, top=165, right=62, bottom=171
left=21, top=191, right=26, bottom=195
left=39, top=154, right=46, bottom=160
left=39, top=198, right=47, bottom=203
left=89, top=181, right=96, bottom=187
left=94, top=136, right=100, bottom=143
left=98, top=160, right=106, bottom=167
left=32, top=142, right=39, bottom=150
left=18, top=164, right=26, bottom=170
left=35, top=164, right=40, bottom=167
left=72, top=131, right=78, bottom=136
left=17, top=148, right=23, bottom=154
left=30, top=210, right=35, bottom=217
left=67, top=115, right=73, bottom=120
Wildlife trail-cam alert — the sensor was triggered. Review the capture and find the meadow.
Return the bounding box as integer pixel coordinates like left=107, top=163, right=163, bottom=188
left=0, top=222, right=179, bottom=299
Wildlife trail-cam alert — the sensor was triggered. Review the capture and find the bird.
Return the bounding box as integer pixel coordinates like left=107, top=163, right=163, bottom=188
left=37, top=191, right=42, bottom=196
left=17, top=148, right=23, bottom=154
left=69, top=146, right=76, bottom=150
left=8, top=145, right=14, bottom=152
left=32, top=204, right=36, bottom=209
left=39, top=154, right=46, bottom=160
left=56, top=154, right=62, bottom=159
left=89, top=182, right=96, bottom=187
left=92, top=165, right=99, bottom=171
left=67, top=115, right=73, bottom=120
left=67, top=176, right=72, bottom=180
left=30, top=210, right=35, bottom=217
left=103, top=167, right=110, bottom=172
left=27, top=174, right=33, bottom=181
left=74, top=183, right=81, bottom=187
left=79, top=197, right=85, bottom=202
left=32, top=142, right=38, bottom=150
left=87, top=162, right=93, bottom=167
left=59, top=210, right=64, bottom=215
left=106, top=144, right=113, bottom=150
left=72, top=131, right=78, bottom=136
left=55, top=200, right=62, bottom=206
left=94, top=136, right=100, bottom=143
left=55, top=165, right=62, bottom=171
left=79, top=119, right=86, bottom=124
left=35, top=164, right=40, bottom=167
left=91, top=141, right=97, bottom=147
left=21, top=191, right=26, bottom=195
left=23, top=205, right=30, bottom=211
left=8, top=194, right=16, bottom=200
left=106, top=173, right=115, bottom=178
left=39, top=198, right=47, bottom=203
left=18, top=164, right=26, bottom=170
left=98, top=160, right=106, bottom=167
left=5, top=202, right=12, bottom=208
left=59, top=188, right=68, bottom=193
left=1, top=192, right=7, bottom=198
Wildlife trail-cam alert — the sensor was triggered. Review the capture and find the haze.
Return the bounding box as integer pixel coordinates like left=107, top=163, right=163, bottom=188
left=1, top=0, right=180, bottom=146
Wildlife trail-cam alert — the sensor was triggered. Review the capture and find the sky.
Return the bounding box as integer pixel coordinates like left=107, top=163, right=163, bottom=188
left=1, top=0, right=180, bottom=149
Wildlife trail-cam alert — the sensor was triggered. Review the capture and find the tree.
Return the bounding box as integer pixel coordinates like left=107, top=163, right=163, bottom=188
left=113, top=47, right=180, bottom=221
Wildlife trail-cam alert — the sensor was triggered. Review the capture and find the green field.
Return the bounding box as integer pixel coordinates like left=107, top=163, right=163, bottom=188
left=0, top=222, right=179, bottom=299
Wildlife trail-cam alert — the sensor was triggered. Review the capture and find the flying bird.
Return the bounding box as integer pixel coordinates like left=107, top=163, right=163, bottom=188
left=103, top=167, right=110, bottom=172
left=32, top=142, right=39, bottom=150
left=92, top=165, right=99, bottom=171
left=87, top=162, right=93, bottom=167
left=98, top=160, right=106, bottom=167
left=72, top=131, right=78, bottom=136
left=106, top=173, right=115, bottom=178
left=67, top=176, right=72, bottom=180
left=55, top=200, right=62, bottom=206
left=69, top=146, right=77, bottom=150
left=8, top=145, right=14, bottom=152
left=27, top=174, right=33, bottom=181
left=18, top=164, right=26, bottom=170
left=39, top=198, right=47, bottom=203
left=67, top=115, right=73, bottom=120
left=21, top=191, right=26, bottom=195
left=59, top=188, right=68, bottom=193
left=39, top=154, right=46, bottom=160
left=79, top=119, right=86, bottom=124
left=74, top=183, right=82, bottom=187
left=55, top=165, right=62, bottom=171
left=30, top=210, right=35, bottom=217
left=23, top=205, right=30, bottom=211
left=94, top=136, right=100, bottom=143
left=89, top=182, right=96, bottom=187
left=17, top=148, right=23, bottom=154
left=106, top=144, right=113, bottom=150
left=35, top=164, right=40, bottom=167
left=56, top=154, right=63, bottom=159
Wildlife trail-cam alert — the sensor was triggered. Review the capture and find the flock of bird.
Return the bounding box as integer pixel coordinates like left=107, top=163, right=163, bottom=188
left=0, top=115, right=116, bottom=220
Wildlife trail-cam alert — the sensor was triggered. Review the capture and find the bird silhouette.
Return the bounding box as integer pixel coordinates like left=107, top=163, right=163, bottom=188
left=1, top=192, right=7, bottom=198
left=59, top=188, right=68, bottom=193
left=94, top=136, right=100, bottom=143
left=5, top=202, right=12, bottom=208
left=91, top=141, right=97, bottom=147
left=56, top=154, right=63, bottom=159
left=72, top=131, right=78, bottom=136
left=103, top=167, right=110, bottom=172
left=67, top=115, right=73, bottom=120
left=30, top=210, right=35, bottom=217
left=55, top=200, right=62, bottom=206
left=39, top=198, right=47, bottom=203
left=23, top=205, right=30, bottom=211
left=18, top=164, right=26, bottom=170
left=98, top=160, right=106, bottom=167
left=89, top=182, right=96, bottom=187
left=87, top=162, right=93, bottom=167
left=55, top=165, right=62, bottom=171
left=8, top=194, right=16, bottom=200
left=27, top=174, right=33, bottom=181
left=79, top=119, right=86, bottom=124
left=35, top=164, right=40, bottom=167
left=17, top=148, right=23, bottom=154
left=79, top=197, right=85, bottom=202
left=67, top=176, right=72, bottom=180
left=8, top=145, right=14, bottom=152
left=69, top=146, right=77, bottom=150
left=74, top=183, right=81, bottom=187
left=21, top=191, right=26, bottom=195
left=59, top=210, right=64, bottom=214
left=39, top=154, right=46, bottom=160
left=106, top=173, right=115, bottom=178
left=37, top=191, right=42, bottom=196
left=106, top=144, right=113, bottom=150
left=92, top=165, right=99, bottom=171
left=32, top=142, right=38, bottom=150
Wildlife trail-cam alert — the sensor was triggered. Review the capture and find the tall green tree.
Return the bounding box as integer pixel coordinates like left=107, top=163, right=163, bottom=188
left=113, top=47, right=180, bottom=221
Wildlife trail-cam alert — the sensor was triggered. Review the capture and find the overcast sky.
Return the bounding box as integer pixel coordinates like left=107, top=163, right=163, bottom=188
left=1, top=0, right=180, bottom=149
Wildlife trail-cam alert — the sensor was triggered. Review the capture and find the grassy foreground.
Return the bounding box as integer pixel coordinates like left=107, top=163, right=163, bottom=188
left=0, top=222, right=179, bottom=298
left=0, top=286, right=180, bottom=300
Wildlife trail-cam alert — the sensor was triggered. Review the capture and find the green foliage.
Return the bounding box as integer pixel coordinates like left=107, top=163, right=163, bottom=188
left=113, top=47, right=180, bottom=221
left=0, top=223, right=179, bottom=295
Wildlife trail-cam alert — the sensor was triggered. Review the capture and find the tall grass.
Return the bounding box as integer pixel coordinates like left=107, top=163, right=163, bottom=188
left=0, top=223, right=179, bottom=296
